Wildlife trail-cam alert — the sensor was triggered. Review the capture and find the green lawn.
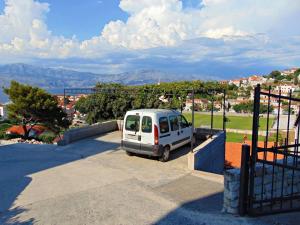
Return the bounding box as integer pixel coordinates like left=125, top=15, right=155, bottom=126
left=0, top=123, right=12, bottom=139
left=226, top=132, right=275, bottom=143
left=183, top=113, right=273, bottom=131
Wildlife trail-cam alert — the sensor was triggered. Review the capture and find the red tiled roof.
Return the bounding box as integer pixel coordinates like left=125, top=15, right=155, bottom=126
left=7, top=125, right=47, bottom=136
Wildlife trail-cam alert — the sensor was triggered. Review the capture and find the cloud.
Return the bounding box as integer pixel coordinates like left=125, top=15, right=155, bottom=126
left=101, top=0, right=300, bottom=49
left=0, top=0, right=299, bottom=78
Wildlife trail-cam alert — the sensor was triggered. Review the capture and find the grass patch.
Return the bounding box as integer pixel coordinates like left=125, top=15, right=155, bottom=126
left=183, top=113, right=273, bottom=131
left=0, top=123, right=12, bottom=138
left=226, top=132, right=276, bottom=143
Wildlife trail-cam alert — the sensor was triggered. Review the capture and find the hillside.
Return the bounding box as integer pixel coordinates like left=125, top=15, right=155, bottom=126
left=0, top=64, right=194, bottom=102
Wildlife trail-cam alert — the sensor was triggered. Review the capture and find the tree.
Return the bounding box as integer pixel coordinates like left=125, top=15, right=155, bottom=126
left=4, top=81, right=70, bottom=139
left=268, top=70, right=282, bottom=80
left=233, top=101, right=273, bottom=114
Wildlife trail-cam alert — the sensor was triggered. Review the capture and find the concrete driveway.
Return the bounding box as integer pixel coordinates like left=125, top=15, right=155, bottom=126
left=0, top=131, right=299, bottom=225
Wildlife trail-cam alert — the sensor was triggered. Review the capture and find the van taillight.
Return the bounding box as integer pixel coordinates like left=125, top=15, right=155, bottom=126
left=154, top=125, right=159, bottom=145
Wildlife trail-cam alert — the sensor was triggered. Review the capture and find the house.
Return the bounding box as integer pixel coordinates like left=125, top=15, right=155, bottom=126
left=229, top=79, right=242, bottom=87
left=240, top=78, right=249, bottom=87
left=184, top=98, right=209, bottom=111
left=274, top=84, right=296, bottom=94
left=219, top=80, right=228, bottom=85
left=0, top=103, right=8, bottom=120
left=64, top=102, right=76, bottom=118
left=248, top=75, right=266, bottom=87
left=281, top=68, right=299, bottom=76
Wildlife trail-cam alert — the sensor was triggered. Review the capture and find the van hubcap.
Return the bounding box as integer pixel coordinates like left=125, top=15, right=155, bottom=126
left=163, top=148, right=169, bottom=160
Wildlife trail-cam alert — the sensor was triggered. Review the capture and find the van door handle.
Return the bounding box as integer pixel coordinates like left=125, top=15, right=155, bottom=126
left=181, top=130, right=183, bottom=133
left=177, top=131, right=180, bottom=135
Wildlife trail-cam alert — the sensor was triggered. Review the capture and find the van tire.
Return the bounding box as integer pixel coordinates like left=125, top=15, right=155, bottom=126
left=159, top=146, right=170, bottom=162
left=126, top=151, right=133, bottom=156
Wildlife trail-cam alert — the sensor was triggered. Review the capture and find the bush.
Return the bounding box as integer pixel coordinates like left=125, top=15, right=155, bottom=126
left=38, top=132, right=56, bottom=144
left=0, top=133, right=21, bottom=140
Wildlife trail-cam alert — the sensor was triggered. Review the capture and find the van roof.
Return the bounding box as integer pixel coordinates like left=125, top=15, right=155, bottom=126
left=126, top=108, right=180, bottom=115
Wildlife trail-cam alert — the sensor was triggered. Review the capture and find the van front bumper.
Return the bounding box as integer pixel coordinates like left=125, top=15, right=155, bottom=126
left=121, top=140, right=164, bottom=156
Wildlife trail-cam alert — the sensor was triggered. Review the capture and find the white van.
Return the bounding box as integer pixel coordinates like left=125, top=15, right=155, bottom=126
left=121, top=109, right=192, bottom=162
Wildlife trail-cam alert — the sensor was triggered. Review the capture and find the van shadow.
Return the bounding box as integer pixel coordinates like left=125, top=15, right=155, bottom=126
left=168, top=144, right=191, bottom=161
left=131, top=144, right=192, bottom=162
left=0, top=134, right=120, bottom=224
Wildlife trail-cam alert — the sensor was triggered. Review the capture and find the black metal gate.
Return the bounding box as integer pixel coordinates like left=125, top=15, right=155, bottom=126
left=240, top=84, right=300, bottom=216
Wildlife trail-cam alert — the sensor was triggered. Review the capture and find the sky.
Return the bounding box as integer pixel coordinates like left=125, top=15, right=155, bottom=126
left=0, top=0, right=300, bottom=79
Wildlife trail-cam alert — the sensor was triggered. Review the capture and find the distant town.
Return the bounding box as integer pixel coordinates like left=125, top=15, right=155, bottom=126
left=0, top=67, right=299, bottom=141
left=35, top=68, right=300, bottom=123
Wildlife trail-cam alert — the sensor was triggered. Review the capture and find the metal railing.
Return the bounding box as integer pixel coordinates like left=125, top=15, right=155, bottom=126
left=240, top=84, right=300, bottom=216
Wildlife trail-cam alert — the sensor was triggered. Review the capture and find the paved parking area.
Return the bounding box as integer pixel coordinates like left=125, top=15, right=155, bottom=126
left=0, top=131, right=299, bottom=225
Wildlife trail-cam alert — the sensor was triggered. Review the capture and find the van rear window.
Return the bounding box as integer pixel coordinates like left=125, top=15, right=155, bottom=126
left=142, top=116, right=152, bottom=133
left=159, top=117, right=169, bottom=134
left=125, top=115, right=140, bottom=131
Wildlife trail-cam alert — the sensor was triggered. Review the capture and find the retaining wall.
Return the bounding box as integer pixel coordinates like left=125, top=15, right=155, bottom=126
left=188, top=129, right=225, bottom=174
left=223, top=157, right=300, bottom=214
left=58, top=120, right=118, bottom=146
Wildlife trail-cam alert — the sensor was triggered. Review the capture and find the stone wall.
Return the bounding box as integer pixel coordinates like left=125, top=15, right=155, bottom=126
left=188, top=129, right=225, bottom=174
left=223, top=157, right=300, bottom=214
left=223, top=168, right=240, bottom=214
left=58, top=120, right=118, bottom=146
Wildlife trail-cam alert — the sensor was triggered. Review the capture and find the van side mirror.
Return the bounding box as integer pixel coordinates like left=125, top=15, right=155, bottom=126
left=188, top=122, right=192, bottom=127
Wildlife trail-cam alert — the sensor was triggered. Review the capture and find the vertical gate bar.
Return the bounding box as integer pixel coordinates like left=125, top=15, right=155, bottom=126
left=265, top=87, right=271, bottom=146
left=239, top=144, right=251, bottom=216
left=211, top=93, right=214, bottom=136
left=271, top=89, right=281, bottom=210
left=223, top=90, right=226, bottom=131
left=190, top=89, right=195, bottom=151
left=249, top=84, right=261, bottom=212
left=280, top=138, right=288, bottom=210
left=180, top=92, right=183, bottom=114
left=290, top=136, right=298, bottom=208
left=260, top=87, right=271, bottom=210
left=286, top=90, right=292, bottom=145
left=296, top=117, right=300, bottom=168
left=63, top=89, right=66, bottom=108
left=283, top=90, right=293, bottom=207
left=276, top=90, right=282, bottom=144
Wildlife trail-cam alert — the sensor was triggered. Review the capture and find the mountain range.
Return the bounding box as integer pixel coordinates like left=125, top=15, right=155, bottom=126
left=0, top=63, right=197, bottom=102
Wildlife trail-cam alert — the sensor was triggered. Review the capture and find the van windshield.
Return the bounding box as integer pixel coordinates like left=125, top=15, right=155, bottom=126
left=125, top=115, right=140, bottom=132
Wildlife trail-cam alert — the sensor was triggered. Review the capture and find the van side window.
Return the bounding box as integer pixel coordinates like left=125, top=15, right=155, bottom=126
left=125, top=115, right=140, bottom=131
left=179, top=115, right=189, bottom=128
left=169, top=115, right=179, bottom=131
left=142, top=116, right=152, bottom=133
left=159, top=117, right=169, bottom=134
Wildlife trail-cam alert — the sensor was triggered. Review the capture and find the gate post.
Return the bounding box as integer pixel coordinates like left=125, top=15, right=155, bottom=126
left=239, top=144, right=250, bottom=216
left=248, top=84, right=261, bottom=213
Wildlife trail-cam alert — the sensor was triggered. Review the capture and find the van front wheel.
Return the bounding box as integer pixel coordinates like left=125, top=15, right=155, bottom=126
left=159, top=146, right=170, bottom=162
left=126, top=151, right=133, bottom=156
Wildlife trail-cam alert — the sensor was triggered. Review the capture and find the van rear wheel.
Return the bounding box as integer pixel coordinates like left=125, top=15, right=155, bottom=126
left=159, top=146, right=170, bottom=162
